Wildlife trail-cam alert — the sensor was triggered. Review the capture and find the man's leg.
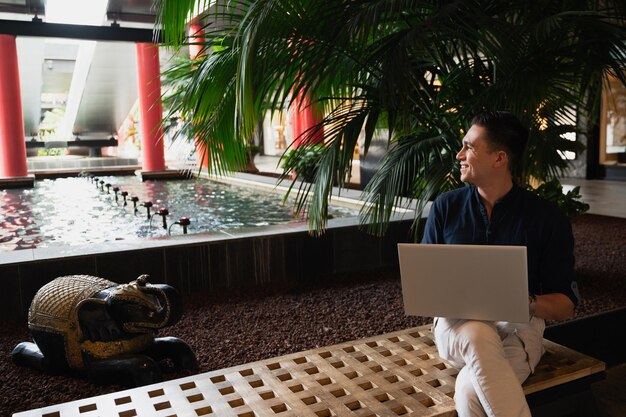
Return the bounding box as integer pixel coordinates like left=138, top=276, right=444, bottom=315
left=433, top=318, right=531, bottom=417
left=454, top=366, right=487, bottom=417
left=498, top=317, right=546, bottom=378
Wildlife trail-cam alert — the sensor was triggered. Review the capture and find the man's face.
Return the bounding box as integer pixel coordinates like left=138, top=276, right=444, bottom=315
left=456, top=125, right=500, bottom=185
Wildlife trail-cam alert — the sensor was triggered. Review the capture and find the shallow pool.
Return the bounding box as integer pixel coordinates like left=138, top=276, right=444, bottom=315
left=0, top=175, right=358, bottom=251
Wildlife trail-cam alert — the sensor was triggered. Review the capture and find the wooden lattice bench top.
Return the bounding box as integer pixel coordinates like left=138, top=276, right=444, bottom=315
left=14, top=325, right=605, bottom=417
left=523, top=338, right=605, bottom=395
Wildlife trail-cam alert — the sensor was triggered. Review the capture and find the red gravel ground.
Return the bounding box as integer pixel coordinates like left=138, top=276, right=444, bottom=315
left=1, top=213, right=624, bottom=416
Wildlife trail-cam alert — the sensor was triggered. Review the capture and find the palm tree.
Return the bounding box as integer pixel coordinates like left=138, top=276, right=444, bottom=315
left=156, top=0, right=626, bottom=238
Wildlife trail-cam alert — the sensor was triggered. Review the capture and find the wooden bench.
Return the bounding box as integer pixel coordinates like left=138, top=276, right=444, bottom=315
left=523, top=339, right=605, bottom=416
left=13, top=325, right=605, bottom=417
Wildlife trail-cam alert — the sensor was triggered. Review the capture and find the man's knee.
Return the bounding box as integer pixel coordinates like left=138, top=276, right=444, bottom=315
left=455, top=321, right=500, bottom=351
left=435, top=319, right=502, bottom=367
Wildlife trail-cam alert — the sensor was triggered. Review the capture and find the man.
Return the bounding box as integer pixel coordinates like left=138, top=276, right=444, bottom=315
left=421, top=111, right=580, bottom=417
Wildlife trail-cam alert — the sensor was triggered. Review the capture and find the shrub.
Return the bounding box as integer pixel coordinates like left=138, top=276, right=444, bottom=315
left=529, top=179, right=590, bottom=218
left=37, top=148, right=64, bottom=157
left=281, top=144, right=325, bottom=182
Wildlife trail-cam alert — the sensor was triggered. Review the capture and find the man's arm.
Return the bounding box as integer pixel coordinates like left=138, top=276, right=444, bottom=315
left=536, top=208, right=579, bottom=321
left=421, top=198, right=444, bottom=244
left=533, top=293, right=575, bottom=321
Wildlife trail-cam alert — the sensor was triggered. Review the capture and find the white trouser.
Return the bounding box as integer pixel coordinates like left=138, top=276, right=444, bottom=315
left=433, top=317, right=545, bottom=417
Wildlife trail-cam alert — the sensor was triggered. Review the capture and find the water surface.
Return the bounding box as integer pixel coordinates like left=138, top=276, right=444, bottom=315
left=0, top=176, right=358, bottom=251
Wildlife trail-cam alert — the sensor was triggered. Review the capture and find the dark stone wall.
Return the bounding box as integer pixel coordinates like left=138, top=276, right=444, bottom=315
left=1, top=220, right=414, bottom=320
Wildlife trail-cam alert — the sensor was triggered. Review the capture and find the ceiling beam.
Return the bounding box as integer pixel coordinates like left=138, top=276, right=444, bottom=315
left=0, top=19, right=161, bottom=43
left=106, top=12, right=156, bottom=24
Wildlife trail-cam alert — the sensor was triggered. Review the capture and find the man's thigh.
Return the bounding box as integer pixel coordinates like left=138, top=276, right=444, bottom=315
left=432, top=317, right=500, bottom=368
left=500, top=331, right=533, bottom=383
left=497, top=318, right=545, bottom=377
left=433, top=317, right=545, bottom=382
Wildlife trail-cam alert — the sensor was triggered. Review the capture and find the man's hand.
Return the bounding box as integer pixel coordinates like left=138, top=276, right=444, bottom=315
left=533, top=293, right=575, bottom=321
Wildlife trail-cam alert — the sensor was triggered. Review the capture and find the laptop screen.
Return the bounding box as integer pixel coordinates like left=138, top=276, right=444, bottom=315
left=398, top=244, right=529, bottom=323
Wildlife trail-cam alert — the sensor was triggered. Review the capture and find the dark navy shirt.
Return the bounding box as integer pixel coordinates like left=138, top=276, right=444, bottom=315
left=421, top=185, right=579, bottom=305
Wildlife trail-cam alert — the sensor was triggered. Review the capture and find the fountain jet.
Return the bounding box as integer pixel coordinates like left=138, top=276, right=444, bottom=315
left=142, top=201, right=153, bottom=220
left=157, top=208, right=169, bottom=229
left=131, top=196, right=139, bottom=214
left=175, top=217, right=190, bottom=234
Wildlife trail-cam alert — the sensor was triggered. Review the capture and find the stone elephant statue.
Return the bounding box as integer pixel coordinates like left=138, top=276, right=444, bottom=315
left=12, top=274, right=198, bottom=386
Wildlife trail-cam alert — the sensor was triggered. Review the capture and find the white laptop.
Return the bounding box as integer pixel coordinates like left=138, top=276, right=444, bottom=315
left=398, top=244, right=529, bottom=323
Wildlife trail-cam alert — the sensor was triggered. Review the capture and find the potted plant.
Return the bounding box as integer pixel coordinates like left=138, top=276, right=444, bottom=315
left=243, top=143, right=263, bottom=173
left=281, top=144, right=325, bottom=182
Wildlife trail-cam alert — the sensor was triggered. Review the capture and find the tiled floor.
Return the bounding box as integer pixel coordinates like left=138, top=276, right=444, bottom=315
left=561, top=178, right=626, bottom=219
left=254, top=154, right=284, bottom=174
left=253, top=155, right=362, bottom=184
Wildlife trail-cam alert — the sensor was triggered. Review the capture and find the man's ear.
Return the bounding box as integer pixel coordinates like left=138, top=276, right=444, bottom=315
left=493, top=150, right=509, bottom=168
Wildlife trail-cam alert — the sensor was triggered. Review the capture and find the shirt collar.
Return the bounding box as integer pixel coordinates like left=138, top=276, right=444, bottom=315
left=470, top=184, right=521, bottom=208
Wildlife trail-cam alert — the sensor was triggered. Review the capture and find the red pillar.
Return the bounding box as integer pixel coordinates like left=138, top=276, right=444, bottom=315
left=0, top=35, right=28, bottom=178
left=136, top=43, right=166, bottom=172
left=188, top=21, right=209, bottom=169
left=188, top=21, right=204, bottom=62
left=290, top=94, right=323, bottom=148
left=291, top=101, right=303, bottom=147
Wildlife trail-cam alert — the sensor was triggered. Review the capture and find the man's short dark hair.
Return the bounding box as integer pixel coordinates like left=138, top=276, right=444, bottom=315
left=470, top=111, right=529, bottom=177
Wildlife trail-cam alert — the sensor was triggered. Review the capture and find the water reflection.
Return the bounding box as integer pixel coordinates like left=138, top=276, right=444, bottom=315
left=0, top=189, right=43, bottom=250
left=0, top=176, right=358, bottom=251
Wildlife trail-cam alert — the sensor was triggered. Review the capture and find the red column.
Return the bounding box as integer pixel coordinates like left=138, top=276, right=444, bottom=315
left=136, top=43, right=166, bottom=172
left=290, top=94, right=323, bottom=148
left=188, top=21, right=209, bottom=169
left=291, top=100, right=303, bottom=147
left=188, top=21, right=204, bottom=62
left=0, top=35, right=28, bottom=178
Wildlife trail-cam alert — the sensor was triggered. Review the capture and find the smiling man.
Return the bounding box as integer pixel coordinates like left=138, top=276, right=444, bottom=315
left=421, top=111, right=580, bottom=417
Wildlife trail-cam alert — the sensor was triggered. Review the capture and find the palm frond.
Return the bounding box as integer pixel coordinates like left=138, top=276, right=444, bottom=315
left=156, top=0, right=626, bottom=237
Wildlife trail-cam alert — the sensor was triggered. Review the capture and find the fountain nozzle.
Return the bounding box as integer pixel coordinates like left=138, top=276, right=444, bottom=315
left=142, top=201, right=153, bottom=220
left=131, top=196, right=139, bottom=213
left=176, top=217, right=190, bottom=234
left=157, top=207, right=169, bottom=229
